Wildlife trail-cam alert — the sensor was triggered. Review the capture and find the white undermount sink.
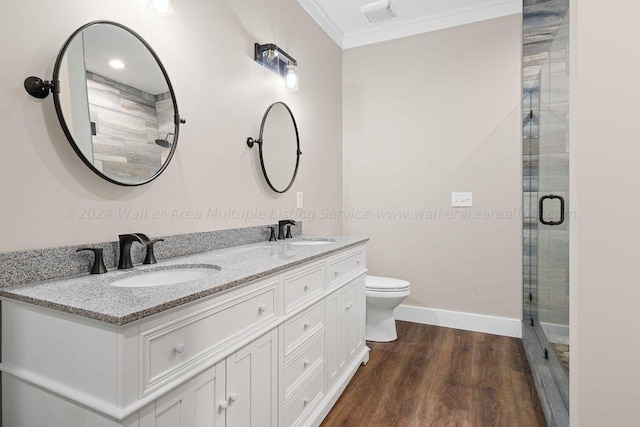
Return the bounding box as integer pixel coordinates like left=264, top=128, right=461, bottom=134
left=109, top=264, right=221, bottom=288
left=288, top=238, right=335, bottom=246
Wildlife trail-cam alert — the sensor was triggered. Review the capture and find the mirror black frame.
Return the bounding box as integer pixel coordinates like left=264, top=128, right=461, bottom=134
left=247, top=102, right=301, bottom=194
left=25, top=20, right=184, bottom=186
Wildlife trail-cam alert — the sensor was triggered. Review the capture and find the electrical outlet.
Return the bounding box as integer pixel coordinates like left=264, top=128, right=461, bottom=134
left=297, top=192, right=303, bottom=209
left=451, top=192, right=473, bottom=207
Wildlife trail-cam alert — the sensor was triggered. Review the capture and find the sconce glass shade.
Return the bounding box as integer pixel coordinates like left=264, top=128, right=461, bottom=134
left=255, top=43, right=298, bottom=89
left=148, top=0, right=173, bottom=16
left=286, top=64, right=298, bottom=90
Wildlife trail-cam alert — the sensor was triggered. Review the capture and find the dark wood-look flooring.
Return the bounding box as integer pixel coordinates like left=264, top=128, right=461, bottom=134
left=321, top=321, right=546, bottom=427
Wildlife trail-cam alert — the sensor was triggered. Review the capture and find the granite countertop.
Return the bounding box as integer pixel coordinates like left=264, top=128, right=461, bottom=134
left=0, top=236, right=368, bottom=326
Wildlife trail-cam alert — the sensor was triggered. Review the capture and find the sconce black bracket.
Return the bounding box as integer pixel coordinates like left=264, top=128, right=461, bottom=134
left=254, top=43, right=297, bottom=79
left=254, top=43, right=297, bottom=66
left=24, top=76, right=58, bottom=99
left=247, top=137, right=262, bottom=148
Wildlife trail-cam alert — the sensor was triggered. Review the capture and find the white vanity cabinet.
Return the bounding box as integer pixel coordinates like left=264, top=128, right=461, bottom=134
left=1, top=243, right=368, bottom=427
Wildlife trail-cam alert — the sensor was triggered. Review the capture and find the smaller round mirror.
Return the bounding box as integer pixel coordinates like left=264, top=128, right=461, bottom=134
left=247, top=102, right=301, bottom=193
left=51, top=21, right=182, bottom=186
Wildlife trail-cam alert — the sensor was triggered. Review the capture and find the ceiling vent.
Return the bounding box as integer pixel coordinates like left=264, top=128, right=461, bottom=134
left=360, top=0, right=398, bottom=23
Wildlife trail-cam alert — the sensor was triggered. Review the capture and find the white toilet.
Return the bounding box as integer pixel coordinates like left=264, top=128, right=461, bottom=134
left=365, top=275, right=411, bottom=342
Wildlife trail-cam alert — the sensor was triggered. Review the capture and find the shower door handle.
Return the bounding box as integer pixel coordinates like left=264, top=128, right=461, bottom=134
left=539, top=195, right=565, bottom=226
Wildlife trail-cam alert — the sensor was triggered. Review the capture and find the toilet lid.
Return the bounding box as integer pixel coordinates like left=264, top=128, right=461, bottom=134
left=366, top=275, right=410, bottom=292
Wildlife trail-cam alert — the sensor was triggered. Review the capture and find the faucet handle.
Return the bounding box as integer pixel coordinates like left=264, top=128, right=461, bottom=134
left=285, top=225, right=292, bottom=239
left=267, top=227, right=277, bottom=241
left=76, top=247, right=108, bottom=274
left=143, top=238, right=164, bottom=265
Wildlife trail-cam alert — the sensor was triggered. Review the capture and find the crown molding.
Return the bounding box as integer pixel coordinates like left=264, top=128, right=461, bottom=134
left=297, top=0, right=522, bottom=50
left=296, top=0, right=345, bottom=48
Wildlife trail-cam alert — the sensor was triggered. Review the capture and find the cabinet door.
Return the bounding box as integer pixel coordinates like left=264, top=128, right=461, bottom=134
left=346, top=276, right=366, bottom=361
left=355, top=275, right=366, bottom=354
left=325, top=286, right=347, bottom=389
left=225, top=330, right=278, bottom=427
left=346, top=279, right=357, bottom=361
left=140, top=363, right=226, bottom=427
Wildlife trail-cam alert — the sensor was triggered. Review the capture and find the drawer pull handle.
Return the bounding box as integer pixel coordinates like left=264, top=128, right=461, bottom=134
left=303, top=359, right=310, bottom=369
left=219, top=400, right=228, bottom=411
left=228, top=393, right=238, bottom=403
left=334, top=270, right=339, bottom=277
left=303, top=321, right=310, bottom=330
left=304, top=284, right=311, bottom=291
left=303, top=397, right=310, bottom=406
left=258, top=305, right=266, bottom=314
left=174, top=343, right=186, bottom=354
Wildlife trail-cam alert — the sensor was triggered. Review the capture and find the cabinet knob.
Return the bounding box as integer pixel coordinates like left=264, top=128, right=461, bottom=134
left=334, top=270, right=339, bottom=277
left=303, top=359, right=310, bottom=369
left=356, top=259, right=362, bottom=266
left=219, top=400, right=228, bottom=411
left=304, top=284, right=311, bottom=291
left=303, top=397, right=310, bottom=406
left=303, top=321, right=310, bottom=330
left=258, top=305, right=266, bottom=314
left=346, top=303, right=353, bottom=310
left=228, top=393, right=238, bottom=403
left=174, top=343, right=186, bottom=354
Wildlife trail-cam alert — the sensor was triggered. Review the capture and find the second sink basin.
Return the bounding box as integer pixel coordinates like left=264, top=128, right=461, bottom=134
left=110, top=264, right=221, bottom=288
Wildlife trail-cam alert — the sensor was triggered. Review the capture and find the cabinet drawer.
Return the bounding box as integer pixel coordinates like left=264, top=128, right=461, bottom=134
left=284, top=332, right=324, bottom=397
left=284, top=302, right=323, bottom=355
left=283, top=262, right=324, bottom=313
left=327, top=249, right=365, bottom=289
left=284, top=365, right=325, bottom=427
left=141, top=280, right=277, bottom=394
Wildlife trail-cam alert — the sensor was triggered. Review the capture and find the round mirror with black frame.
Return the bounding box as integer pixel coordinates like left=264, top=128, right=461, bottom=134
left=24, top=21, right=185, bottom=186
left=247, top=102, right=301, bottom=193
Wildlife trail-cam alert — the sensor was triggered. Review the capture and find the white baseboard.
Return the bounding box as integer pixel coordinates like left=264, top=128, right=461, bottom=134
left=394, top=304, right=522, bottom=338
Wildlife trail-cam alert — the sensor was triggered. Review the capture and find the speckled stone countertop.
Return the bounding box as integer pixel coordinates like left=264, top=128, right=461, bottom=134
left=0, top=236, right=367, bottom=326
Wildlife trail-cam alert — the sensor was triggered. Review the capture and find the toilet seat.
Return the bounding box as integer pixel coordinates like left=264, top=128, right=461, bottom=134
left=366, top=275, right=410, bottom=292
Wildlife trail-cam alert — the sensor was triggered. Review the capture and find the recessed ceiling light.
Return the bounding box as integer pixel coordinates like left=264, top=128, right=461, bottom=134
left=108, top=59, right=125, bottom=69
left=360, top=0, right=398, bottom=23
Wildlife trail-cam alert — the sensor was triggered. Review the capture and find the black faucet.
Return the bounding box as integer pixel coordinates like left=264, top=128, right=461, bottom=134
left=278, top=220, right=297, bottom=240
left=118, top=233, right=149, bottom=269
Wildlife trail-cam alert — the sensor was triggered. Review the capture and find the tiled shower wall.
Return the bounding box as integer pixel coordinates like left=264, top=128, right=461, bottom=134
left=86, top=71, right=174, bottom=183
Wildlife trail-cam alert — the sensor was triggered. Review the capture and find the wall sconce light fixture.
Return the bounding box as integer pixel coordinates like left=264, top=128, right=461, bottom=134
left=254, top=43, right=298, bottom=90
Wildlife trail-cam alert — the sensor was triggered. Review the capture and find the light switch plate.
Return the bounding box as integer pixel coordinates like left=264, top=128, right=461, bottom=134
left=297, top=192, right=303, bottom=209
left=451, top=192, right=473, bottom=207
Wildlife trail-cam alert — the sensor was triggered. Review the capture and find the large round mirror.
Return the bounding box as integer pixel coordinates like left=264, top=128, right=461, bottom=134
left=247, top=102, right=300, bottom=193
left=51, top=21, right=182, bottom=186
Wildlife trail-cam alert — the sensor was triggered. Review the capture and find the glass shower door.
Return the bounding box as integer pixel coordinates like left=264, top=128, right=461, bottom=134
left=530, top=9, right=570, bottom=407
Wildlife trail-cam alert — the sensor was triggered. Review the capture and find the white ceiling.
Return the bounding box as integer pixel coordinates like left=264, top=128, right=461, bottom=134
left=296, top=0, right=522, bottom=48
left=82, top=24, right=170, bottom=95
